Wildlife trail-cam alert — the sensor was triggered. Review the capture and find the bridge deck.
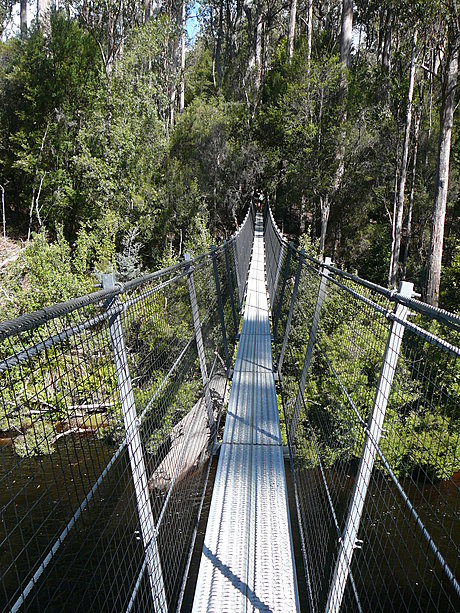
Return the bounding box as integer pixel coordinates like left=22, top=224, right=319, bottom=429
left=192, top=214, right=300, bottom=612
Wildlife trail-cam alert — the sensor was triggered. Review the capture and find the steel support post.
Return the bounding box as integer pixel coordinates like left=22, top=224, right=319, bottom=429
left=184, top=255, right=214, bottom=433
left=102, top=274, right=167, bottom=613
left=289, top=257, right=332, bottom=442
left=223, top=240, right=238, bottom=336
left=273, top=243, right=293, bottom=345
left=277, top=248, right=306, bottom=376
left=211, top=246, right=231, bottom=371
left=325, top=281, right=414, bottom=613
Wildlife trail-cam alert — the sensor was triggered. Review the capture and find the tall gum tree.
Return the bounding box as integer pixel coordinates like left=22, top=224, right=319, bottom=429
left=287, top=0, right=297, bottom=60
left=319, top=0, right=352, bottom=256
left=389, top=29, right=417, bottom=288
left=37, top=0, right=51, bottom=33
left=20, top=0, right=27, bottom=36
left=426, top=18, right=459, bottom=306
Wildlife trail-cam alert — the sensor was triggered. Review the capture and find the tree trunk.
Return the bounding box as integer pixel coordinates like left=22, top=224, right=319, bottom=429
left=215, top=0, right=224, bottom=86
left=402, top=111, right=421, bottom=281
left=300, top=194, right=307, bottom=234
left=426, top=34, right=459, bottom=306
left=180, top=0, right=186, bottom=111
left=1, top=184, right=6, bottom=239
left=319, top=195, right=330, bottom=256
left=389, top=30, right=417, bottom=288
left=425, top=47, right=434, bottom=166
left=327, top=0, right=352, bottom=247
left=20, top=0, right=27, bottom=37
left=144, top=0, right=152, bottom=23
left=340, top=0, right=353, bottom=68
left=287, top=0, right=297, bottom=60
left=37, top=0, right=51, bottom=34
left=382, top=9, right=392, bottom=72
left=255, top=3, right=263, bottom=91
left=306, top=0, right=313, bottom=75
left=118, top=0, right=124, bottom=59
left=170, top=86, right=176, bottom=129
left=388, top=134, right=400, bottom=286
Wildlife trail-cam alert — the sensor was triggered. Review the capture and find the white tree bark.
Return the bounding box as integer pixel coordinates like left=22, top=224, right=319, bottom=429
left=306, top=0, right=313, bottom=74
left=287, top=0, right=297, bottom=60
left=1, top=184, right=6, bottom=239
left=255, top=2, right=263, bottom=91
left=426, top=34, right=459, bottom=306
left=319, top=195, right=330, bottom=256
left=340, top=0, right=353, bottom=68
left=382, top=9, right=392, bottom=72
left=37, top=0, right=51, bottom=34
left=389, top=30, right=417, bottom=288
left=20, top=0, right=27, bottom=36
left=180, top=0, right=186, bottom=112
left=402, top=111, right=421, bottom=281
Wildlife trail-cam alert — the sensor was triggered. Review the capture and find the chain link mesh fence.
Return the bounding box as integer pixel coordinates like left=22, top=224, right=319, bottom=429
left=265, top=209, right=460, bottom=613
left=0, top=209, right=254, bottom=612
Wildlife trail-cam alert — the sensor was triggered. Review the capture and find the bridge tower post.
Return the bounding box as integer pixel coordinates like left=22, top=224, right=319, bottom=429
left=325, top=280, right=414, bottom=613
left=289, top=257, right=332, bottom=442
left=184, top=254, right=215, bottom=434
left=102, top=274, right=167, bottom=613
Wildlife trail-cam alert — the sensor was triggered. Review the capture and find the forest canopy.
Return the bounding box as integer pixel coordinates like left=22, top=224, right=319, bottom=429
left=0, top=0, right=459, bottom=318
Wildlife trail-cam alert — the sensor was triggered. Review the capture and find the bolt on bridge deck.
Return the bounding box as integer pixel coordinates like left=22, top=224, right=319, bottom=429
left=192, top=214, right=300, bottom=612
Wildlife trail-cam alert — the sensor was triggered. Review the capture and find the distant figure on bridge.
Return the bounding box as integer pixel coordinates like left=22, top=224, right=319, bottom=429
left=255, top=189, right=265, bottom=212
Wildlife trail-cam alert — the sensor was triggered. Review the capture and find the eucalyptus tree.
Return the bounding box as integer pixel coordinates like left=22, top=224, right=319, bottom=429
left=388, top=29, right=417, bottom=288
left=287, top=0, right=297, bottom=60
left=0, top=0, right=14, bottom=36
left=426, top=3, right=459, bottom=305
left=20, top=0, right=27, bottom=35
left=37, top=0, right=51, bottom=32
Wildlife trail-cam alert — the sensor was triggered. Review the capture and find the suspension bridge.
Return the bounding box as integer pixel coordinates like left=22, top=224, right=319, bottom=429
left=0, top=206, right=459, bottom=612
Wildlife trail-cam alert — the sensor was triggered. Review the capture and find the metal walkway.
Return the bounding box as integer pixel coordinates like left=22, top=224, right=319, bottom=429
left=192, top=214, right=300, bottom=612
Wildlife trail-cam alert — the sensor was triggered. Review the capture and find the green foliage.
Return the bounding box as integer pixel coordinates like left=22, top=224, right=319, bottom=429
left=143, top=379, right=202, bottom=456
left=380, top=410, right=460, bottom=481
left=0, top=1, right=458, bottom=482
left=283, top=271, right=460, bottom=482
left=170, top=96, right=264, bottom=238
left=0, top=227, right=94, bottom=319
left=298, top=233, right=320, bottom=259
left=441, top=239, right=460, bottom=312
left=0, top=14, right=101, bottom=232
left=184, top=212, right=213, bottom=256
left=13, top=420, right=56, bottom=458
left=184, top=41, right=215, bottom=104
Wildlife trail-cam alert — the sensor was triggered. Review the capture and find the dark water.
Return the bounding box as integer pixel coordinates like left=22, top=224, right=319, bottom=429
left=294, top=464, right=460, bottom=612
left=0, top=435, right=210, bottom=612
left=1, top=437, right=459, bottom=612
left=1, top=436, right=142, bottom=612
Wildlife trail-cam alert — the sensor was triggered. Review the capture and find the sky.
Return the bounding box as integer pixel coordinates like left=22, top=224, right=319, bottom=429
left=187, top=1, right=200, bottom=46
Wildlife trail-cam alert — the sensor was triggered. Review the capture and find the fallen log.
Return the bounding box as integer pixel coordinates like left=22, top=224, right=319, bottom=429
left=149, top=373, right=228, bottom=492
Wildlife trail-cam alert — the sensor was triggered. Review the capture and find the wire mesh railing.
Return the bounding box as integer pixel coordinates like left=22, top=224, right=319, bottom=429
left=0, top=208, right=254, bottom=613
left=265, top=208, right=460, bottom=613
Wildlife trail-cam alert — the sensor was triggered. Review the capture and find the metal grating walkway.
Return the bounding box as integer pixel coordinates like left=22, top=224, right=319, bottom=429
left=192, top=214, right=300, bottom=612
